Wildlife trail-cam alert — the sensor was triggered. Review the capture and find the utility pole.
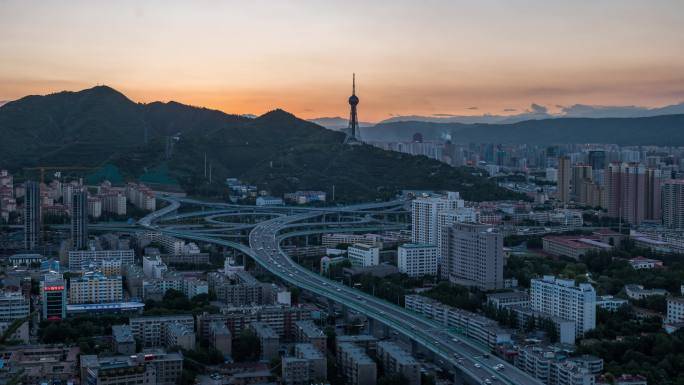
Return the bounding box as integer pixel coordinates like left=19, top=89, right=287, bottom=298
left=204, top=153, right=207, bottom=178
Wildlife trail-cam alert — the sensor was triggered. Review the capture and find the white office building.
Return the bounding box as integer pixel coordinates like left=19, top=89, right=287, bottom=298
left=531, top=276, right=596, bottom=338
left=397, top=244, right=437, bottom=277
left=347, top=244, right=379, bottom=267
left=411, top=191, right=463, bottom=245
left=665, top=297, right=684, bottom=328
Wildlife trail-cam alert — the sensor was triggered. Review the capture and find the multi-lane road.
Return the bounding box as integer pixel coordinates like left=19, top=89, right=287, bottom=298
left=142, top=197, right=543, bottom=385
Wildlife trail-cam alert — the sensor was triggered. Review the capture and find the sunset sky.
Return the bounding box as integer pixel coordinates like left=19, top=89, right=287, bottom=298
left=1, top=0, right=683, bottom=121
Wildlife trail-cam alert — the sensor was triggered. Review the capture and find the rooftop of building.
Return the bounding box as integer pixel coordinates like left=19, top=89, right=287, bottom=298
left=252, top=322, right=278, bottom=339
left=350, top=243, right=378, bottom=251
left=294, top=320, right=324, bottom=338
left=377, top=341, right=418, bottom=364
left=167, top=322, right=195, bottom=336
left=543, top=235, right=612, bottom=249
left=129, top=314, right=194, bottom=322
left=337, top=334, right=378, bottom=343
left=209, top=321, right=231, bottom=335
left=399, top=243, right=437, bottom=249
left=112, top=324, right=135, bottom=343
left=337, top=342, right=375, bottom=364
left=295, top=343, right=324, bottom=359
left=486, top=291, right=530, bottom=300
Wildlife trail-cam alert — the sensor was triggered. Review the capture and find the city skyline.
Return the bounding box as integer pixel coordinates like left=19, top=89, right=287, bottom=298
left=1, top=1, right=683, bottom=121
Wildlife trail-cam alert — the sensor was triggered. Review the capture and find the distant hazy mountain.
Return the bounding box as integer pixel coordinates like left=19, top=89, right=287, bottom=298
left=363, top=114, right=684, bottom=145
left=559, top=102, right=684, bottom=118
left=308, top=116, right=374, bottom=131
left=0, top=101, right=7, bottom=107
left=377, top=102, right=684, bottom=125
left=0, top=85, right=520, bottom=202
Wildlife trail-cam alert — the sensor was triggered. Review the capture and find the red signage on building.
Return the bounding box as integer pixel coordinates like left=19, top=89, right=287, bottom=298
left=43, top=285, right=64, bottom=291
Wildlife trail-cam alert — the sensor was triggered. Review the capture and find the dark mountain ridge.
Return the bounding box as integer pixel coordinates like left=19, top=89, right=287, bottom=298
left=0, top=86, right=518, bottom=202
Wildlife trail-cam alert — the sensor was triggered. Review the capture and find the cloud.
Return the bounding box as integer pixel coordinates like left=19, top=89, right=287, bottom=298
left=503, top=108, right=516, bottom=112
left=466, top=106, right=478, bottom=110
left=432, top=113, right=458, bottom=117
left=529, top=103, right=548, bottom=114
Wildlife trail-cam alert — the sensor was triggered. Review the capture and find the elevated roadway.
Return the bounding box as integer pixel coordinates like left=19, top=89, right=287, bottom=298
left=142, top=198, right=542, bottom=385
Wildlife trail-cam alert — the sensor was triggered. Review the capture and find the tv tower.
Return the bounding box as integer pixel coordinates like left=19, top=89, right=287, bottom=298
left=346, top=73, right=360, bottom=143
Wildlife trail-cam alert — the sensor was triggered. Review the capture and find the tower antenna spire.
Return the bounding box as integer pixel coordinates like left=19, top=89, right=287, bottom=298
left=352, top=73, right=356, bottom=95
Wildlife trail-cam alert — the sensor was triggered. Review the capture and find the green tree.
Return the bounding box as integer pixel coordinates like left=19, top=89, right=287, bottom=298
left=233, top=329, right=261, bottom=362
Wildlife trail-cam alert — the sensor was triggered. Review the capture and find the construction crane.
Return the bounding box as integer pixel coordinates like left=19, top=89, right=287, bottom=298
left=22, top=166, right=95, bottom=184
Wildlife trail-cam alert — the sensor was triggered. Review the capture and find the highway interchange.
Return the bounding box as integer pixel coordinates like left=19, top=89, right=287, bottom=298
left=140, top=197, right=543, bottom=385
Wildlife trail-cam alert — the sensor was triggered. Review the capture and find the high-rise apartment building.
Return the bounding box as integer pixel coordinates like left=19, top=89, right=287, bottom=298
left=606, top=162, right=663, bottom=225
left=571, top=164, right=592, bottom=200
left=71, top=190, right=88, bottom=250
left=23, top=181, right=41, bottom=250
left=644, top=168, right=664, bottom=221
left=445, top=223, right=503, bottom=290
left=588, top=150, right=606, bottom=171
left=663, top=179, right=684, bottom=229
left=411, top=192, right=463, bottom=245
left=557, top=156, right=571, bottom=204
left=411, top=192, right=464, bottom=277
left=531, top=276, right=596, bottom=338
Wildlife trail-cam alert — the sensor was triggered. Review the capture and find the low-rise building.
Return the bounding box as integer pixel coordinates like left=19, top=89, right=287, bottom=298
left=68, top=249, right=135, bottom=271
left=664, top=297, right=684, bottom=332
left=404, top=295, right=511, bottom=349
left=256, top=196, right=284, bottom=206
left=112, top=324, right=136, bottom=355
left=376, top=341, right=420, bottom=385
left=294, top=343, right=327, bottom=381
left=596, top=374, right=647, bottom=385
left=628, top=256, right=663, bottom=270
left=515, top=345, right=601, bottom=385
left=542, top=236, right=612, bottom=259
left=625, top=284, right=668, bottom=300
left=282, top=357, right=310, bottom=385
left=166, top=322, right=196, bottom=351
left=208, top=321, right=232, bottom=356
left=294, top=320, right=326, bottom=352
left=347, top=243, right=380, bottom=267
left=69, top=271, right=123, bottom=304
left=486, top=291, right=531, bottom=309
left=397, top=243, right=438, bottom=277
left=129, top=315, right=195, bottom=348
left=337, top=342, right=377, bottom=385
left=251, top=322, right=280, bottom=361
left=81, top=349, right=183, bottom=385
left=196, top=305, right=311, bottom=341
left=596, top=295, right=628, bottom=311
left=0, top=345, right=80, bottom=385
